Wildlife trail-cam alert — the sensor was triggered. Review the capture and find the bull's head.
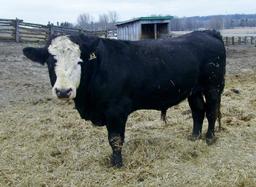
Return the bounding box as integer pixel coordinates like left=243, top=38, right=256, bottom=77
left=23, top=36, right=83, bottom=99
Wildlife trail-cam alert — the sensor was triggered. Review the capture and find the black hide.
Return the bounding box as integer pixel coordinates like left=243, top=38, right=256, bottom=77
left=23, top=30, right=226, bottom=167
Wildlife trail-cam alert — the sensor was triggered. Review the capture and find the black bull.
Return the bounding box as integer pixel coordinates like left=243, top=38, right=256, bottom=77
left=23, top=30, right=226, bottom=167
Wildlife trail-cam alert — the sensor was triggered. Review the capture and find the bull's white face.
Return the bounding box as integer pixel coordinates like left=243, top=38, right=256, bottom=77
left=48, top=36, right=82, bottom=99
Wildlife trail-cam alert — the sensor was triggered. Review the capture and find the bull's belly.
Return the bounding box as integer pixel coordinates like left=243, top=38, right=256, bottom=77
left=132, top=88, right=191, bottom=111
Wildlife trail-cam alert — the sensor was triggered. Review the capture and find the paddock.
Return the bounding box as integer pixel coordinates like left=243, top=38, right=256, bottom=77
left=0, top=42, right=255, bottom=186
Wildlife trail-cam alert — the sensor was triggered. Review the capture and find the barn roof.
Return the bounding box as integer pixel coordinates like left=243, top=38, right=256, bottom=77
left=116, top=16, right=173, bottom=26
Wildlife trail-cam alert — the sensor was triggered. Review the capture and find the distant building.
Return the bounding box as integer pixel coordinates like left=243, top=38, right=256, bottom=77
left=116, top=16, right=173, bottom=41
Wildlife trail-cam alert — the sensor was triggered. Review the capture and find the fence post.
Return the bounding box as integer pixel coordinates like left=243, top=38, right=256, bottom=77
left=231, top=36, right=235, bottom=45
left=225, top=37, right=228, bottom=45
left=238, top=37, right=241, bottom=45
left=48, top=23, right=54, bottom=38
left=15, top=18, right=21, bottom=42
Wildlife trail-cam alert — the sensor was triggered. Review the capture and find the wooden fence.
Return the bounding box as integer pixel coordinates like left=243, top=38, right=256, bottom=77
left=0, top=18, right=106, bottom=43
left=1, top=19, right=256, bottom=45
left=223, top=36, right=256, bottom=46
left=171, top=31, right=256, bottom=46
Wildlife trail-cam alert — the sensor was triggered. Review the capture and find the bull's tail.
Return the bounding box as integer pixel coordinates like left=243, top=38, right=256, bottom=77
left=216, top=81, right=225, bottom=131
left=217, top=102, right=222, bottom=131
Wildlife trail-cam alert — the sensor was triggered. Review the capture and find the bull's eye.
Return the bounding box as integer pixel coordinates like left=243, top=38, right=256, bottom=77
left=78, top=61, right=83, bottom=65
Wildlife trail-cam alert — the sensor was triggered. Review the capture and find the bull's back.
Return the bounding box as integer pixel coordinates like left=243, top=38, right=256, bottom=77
left=123, top=40, right=200, bottom=110
left=128, top=31, right=225, bottom=110
left=96, top=31, right=225, bottom=111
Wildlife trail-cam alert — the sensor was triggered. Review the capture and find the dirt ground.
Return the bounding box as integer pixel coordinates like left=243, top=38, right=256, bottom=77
left=0, top=41, right=256, bottom=187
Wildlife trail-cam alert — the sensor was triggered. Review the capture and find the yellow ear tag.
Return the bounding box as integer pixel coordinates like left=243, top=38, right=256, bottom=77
left=89, top=52, right=97, bottom=61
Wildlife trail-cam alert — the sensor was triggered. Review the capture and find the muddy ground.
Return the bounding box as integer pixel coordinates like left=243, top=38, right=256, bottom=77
left=0, top=42, right=256, bottom=186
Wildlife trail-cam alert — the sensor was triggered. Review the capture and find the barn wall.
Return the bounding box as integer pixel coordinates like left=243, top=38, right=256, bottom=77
left=117, top=19, right=171, bottom=41
left=117, top=22, right=140, bottom=41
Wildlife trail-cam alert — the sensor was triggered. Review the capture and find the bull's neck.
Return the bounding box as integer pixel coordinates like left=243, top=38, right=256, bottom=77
left=75, top=56, right=98, bottom=102
left=74, top=37, right=104, bottom=102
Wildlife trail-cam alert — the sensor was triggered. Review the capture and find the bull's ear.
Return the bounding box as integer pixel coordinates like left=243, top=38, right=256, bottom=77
left=23, top=47, right=49, bottom=65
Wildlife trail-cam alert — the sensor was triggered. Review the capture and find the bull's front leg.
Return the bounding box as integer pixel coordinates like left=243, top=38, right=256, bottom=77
left=106, top=119, right=126, bottom=168
left=108, top=132, right=123, bottom=167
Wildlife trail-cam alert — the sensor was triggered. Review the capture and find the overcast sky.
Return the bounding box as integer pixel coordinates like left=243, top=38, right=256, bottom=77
left=1, top=0, right=256, bottom=25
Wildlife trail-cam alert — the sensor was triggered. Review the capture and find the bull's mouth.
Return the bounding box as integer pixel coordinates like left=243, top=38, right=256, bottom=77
left=57, top=96, right=71, bottom=99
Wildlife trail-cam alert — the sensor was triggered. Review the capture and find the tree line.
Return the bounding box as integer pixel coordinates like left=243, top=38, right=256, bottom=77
left=170, top=14, right=256, bottom=31
left=57, top=13, right=256, bottom=32
left=56, top=11, right=118, bottom=31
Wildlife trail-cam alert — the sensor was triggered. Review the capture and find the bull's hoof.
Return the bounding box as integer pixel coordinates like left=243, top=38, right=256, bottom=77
left=188, top=134, right=201, bottom=141
left=111, top=153, right=123, bottom=168
left=206, top=136, right=217, bottom=145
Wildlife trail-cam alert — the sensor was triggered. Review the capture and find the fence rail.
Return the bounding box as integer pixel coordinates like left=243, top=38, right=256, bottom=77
left=0, top=18, right=106, bottom=43
left=171, top=32, right=256, bottom=46
left=222, top=36, right=256, bottom=45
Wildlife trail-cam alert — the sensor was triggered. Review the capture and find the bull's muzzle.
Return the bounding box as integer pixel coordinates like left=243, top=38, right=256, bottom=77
left=55, top=88, right=72, bottom=99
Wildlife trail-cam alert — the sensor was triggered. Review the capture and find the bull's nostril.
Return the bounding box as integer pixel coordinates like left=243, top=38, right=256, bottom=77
left=55, top=88, right=61, bottom=96
left=67, top=88, right=72, bottom=96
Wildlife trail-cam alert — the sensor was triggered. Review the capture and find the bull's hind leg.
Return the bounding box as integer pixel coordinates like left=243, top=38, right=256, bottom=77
left=160, top=109, right=167, bottom=123
left=204, top=89, right=221, bottom=145
left=188, top=92, right=205, bottom=141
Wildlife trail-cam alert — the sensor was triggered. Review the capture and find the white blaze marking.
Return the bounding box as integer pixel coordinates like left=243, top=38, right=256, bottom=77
left=48, top=36, right=82, bottom=99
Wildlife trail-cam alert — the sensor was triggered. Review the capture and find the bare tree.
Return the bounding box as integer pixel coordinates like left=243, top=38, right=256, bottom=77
left=77, top=13, right=94, bottom=30
left=108, top=11, right=118, bottom=24
left=76, top=11, right=120, bottom=32
left=98, top=13, right=109, bottom=31
left=107, top=11, right=118, bottom=30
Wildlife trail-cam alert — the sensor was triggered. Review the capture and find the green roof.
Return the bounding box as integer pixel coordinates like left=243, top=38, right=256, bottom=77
left=138, top=16, right=173, bottom=21
left=116, top=16, right=173, bottom=26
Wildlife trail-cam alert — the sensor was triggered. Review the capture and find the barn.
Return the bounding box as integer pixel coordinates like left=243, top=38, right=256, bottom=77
left=116, top=16, right=173, bottom=41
